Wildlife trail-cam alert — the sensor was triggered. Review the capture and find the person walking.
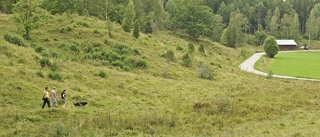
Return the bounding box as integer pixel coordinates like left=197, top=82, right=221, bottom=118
left=51, top=87, right=57, bottom=107
left=61, top=90, right=67, bottom=107
left=42, top=87, right=51, bottom=109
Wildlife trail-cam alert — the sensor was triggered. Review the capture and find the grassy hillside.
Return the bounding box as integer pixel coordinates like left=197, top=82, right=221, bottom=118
left=1, top=13, right=320, bottom=136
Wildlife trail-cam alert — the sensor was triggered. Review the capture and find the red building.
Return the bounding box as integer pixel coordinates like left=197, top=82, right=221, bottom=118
left=276, top=40, right=297, bottom=50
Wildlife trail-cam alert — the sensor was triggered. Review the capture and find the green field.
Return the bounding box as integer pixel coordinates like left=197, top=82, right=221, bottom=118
left=267, top=52, right=320, bottom=79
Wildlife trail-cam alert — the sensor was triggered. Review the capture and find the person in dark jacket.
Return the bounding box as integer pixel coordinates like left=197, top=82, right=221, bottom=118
left=61, top=89, right=67, bottom=107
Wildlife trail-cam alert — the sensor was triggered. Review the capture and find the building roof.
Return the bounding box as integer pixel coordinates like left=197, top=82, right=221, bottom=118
left=276, top=40, right=297, bottom=46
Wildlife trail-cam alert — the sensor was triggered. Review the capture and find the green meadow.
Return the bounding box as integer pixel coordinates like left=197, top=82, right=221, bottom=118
left=260, top=52, right=320, bottom=79
left=2, top=13, right=320, bottom=136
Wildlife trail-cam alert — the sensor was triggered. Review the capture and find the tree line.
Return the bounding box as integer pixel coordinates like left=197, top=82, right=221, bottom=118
left=2, top=0, right=320, bottom=47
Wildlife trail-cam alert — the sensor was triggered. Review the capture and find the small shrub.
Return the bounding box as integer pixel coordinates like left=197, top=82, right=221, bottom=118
left=129, top=57, right=147, bottom=68
left=77, top=21, right=89, bottom=27
left=36, top=71, right=45, bottom=78
left=43, top=38, right=50, bottom=42
left=198, top=44, right=205, bottom=54
left=51, top=51, right=59, bottom=58
left=50, top=62, right=59, bottom=71
left=133, top=48, right=140, bottom=55
left=91, top=52, right=102, bottom=60
left=35, top=45, right=44, bottom=53
left=182, top=53, right=192, bottom=67
left=111, top=60, right=125, bottom=68
left=102, top=61, right=110, bottom=66
left=59, top=43, right=68, bottom=49
left=164, top=50, right=175, bottom=61
left=59, top=28, right=66, bottom=33
left=93, top=29, right=100, bottom=34
left=113, top=44, right=130, bottom=55
left=3, top=33, right=25, bottom=46
left=198, top=62, right=213, bottom=80
left=84, top=54, right=92, bottom=59
left=193, top=102, right=211, bottom=112
left=122, top=65, right=131, bottom=71
left=101, top=50, right=109, bottom=59
left=70, top=43, right=80, bottom=54
left=176, top=45, right=183, bottom=51
left=85, top=45, right=94, bottom=53
left=136, top=59, right=147, bottom=68
left=48, top=71, right=62, bottom=81
left=98, top=70, right=106, bottom=78
left=211, top=96, right=234, bottom=114
left=108, top=52, right=121, bottom=62
left=40, top=58, right=51, bottom=68
left=42, top=50, right=49, bottom=57
left=60, top=27, right=72, bottom=33
left=66, top=26, right=72, bottom=32
left=123, top=58, right=133, bottom=69
left=188, top=42, right=195, bottom=52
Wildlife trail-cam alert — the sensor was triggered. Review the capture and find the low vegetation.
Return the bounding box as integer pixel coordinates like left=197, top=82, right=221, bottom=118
left=1, top=13, right=320, bottom=136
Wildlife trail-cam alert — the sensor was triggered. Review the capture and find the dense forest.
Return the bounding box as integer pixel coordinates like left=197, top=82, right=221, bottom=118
left=2, top=0, right=320, bottom=47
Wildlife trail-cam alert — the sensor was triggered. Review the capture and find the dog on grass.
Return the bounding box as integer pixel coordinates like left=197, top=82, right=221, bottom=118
left=74, top=102, right=88, bottom=107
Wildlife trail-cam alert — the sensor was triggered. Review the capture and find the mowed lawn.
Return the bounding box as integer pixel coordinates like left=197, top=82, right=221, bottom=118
left=268, top=51, right=320, bottom=79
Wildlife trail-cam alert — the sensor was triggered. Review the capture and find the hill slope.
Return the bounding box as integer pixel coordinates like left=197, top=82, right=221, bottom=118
left=1, top=13, right=320, bottom=136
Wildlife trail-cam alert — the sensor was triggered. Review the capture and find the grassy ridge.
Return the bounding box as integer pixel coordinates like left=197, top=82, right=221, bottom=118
left=1, top=13, right=320, bottom=136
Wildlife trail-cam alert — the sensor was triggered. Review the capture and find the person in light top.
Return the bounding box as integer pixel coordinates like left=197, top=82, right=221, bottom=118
left=42, top=87, right=51, bottom=109
left=51, top=87, right=57, bottom=107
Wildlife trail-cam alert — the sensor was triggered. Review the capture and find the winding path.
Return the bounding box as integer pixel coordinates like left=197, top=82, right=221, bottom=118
left=239, top=51, right=320, bottom=82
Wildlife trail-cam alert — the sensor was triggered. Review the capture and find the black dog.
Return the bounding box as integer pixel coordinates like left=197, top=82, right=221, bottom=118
left=74, top=102, right=88, bottom=107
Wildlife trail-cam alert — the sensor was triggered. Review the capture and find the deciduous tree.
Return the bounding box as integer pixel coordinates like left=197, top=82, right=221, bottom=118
left=306, top=3, right=320, bottom=41
left=264, top=36, right=279, bottom=58
left=223, top=12, right=248, bottom=47
left=269, top=7, right=280, bottom=38
left=12, top=0, right=47, bottom=39
left=171, top=0, right=215, bottom=39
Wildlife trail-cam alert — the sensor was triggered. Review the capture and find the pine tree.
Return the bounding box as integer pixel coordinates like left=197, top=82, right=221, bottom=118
left=133, top=20, right=140, bottom=38
left=122, top=0, right=135, bottom=32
